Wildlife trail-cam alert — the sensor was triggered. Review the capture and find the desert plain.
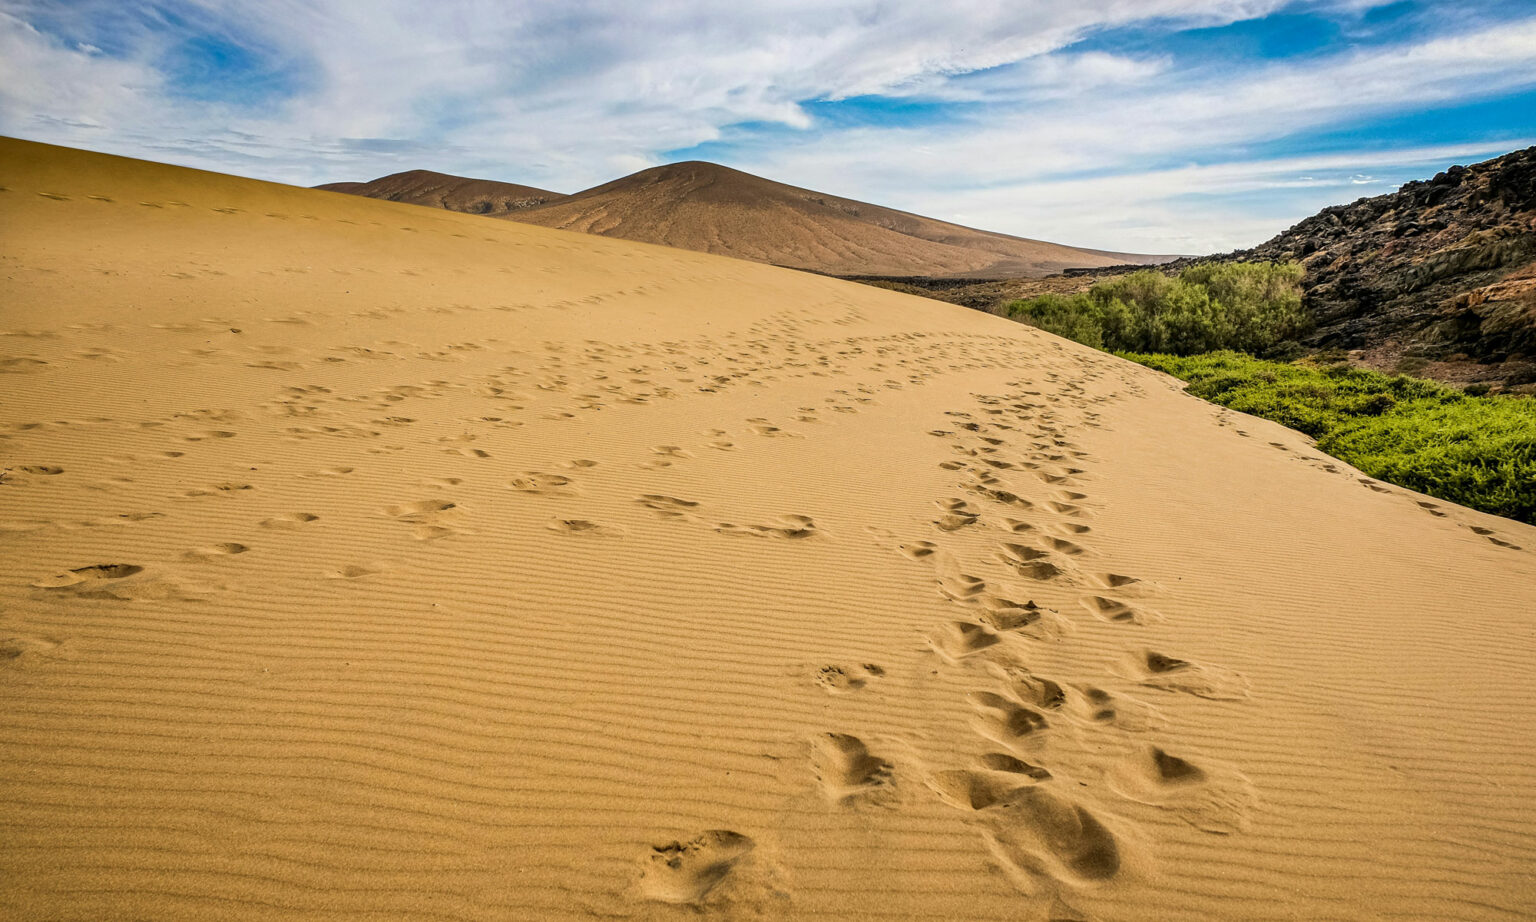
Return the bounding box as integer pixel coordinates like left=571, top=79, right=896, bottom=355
left=2, top=137, right=1535, bottom=921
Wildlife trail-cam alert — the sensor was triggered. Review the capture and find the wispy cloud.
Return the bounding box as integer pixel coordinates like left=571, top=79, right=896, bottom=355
left=1, top=1, right=1532, bottom=252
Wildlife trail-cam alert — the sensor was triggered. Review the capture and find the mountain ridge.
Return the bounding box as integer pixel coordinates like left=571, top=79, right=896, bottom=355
left=315, top=168, right=565, bottom=217
left=317, top=159, right=1170, bottom=278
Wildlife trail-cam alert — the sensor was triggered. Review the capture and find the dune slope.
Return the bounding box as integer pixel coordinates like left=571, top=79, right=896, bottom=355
left=3, top=137, right=1535, bottom=922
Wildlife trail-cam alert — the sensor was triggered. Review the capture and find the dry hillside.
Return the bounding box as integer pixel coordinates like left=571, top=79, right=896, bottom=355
left=322, top=160, right=1167, bottom=278
left=317, top=168, right=566, bottom=217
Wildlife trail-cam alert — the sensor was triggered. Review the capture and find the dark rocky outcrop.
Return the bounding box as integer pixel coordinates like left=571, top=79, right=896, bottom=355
left=1204, top=147, right=1536, bottom=390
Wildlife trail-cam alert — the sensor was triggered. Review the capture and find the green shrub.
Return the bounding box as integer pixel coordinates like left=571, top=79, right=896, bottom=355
left=1005, top=293, right=1105, bottom=348
left=1126, top=351, right=1536, bottom=523
left=1003, top=261, right=1308, bottom=355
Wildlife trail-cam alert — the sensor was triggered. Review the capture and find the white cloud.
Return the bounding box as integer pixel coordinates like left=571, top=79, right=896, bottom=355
left=0, top=1, right=1530, bottom=253
left=898, top=142, right=1534, bottom=253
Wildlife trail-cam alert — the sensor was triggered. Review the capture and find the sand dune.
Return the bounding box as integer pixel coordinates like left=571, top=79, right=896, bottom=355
left=3, top=136, right=1535, bottom=921
left=322, top=160, right=1166, bottom=278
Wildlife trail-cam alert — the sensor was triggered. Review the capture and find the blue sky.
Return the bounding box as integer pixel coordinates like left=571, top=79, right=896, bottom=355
left=2, top=0, right=1533, bottom=253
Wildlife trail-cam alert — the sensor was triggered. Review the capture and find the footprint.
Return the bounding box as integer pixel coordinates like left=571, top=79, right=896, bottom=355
left=1041, top=537, right=1085, bottom=556
left=36, top=567, right=209, bottom=602
left=32, top=563, right=144, bottom=589
left=747, top=418, right=799, bottom=438
left=546, top=518, right=623, bottom=537
left=989, top=666, right=1067, bottom=711
left=969, top=691, right=1049, bottom=742
left=899, top=541, right=937, bottom=560
left=1074, top=686, right=1160, bottom=731
left=638, top=494, right=700, bottom=519
left=1090, top=572, right=1141, bottom=590
left=983, top=787, right=1122, bottom=883
left=1080, top=595, right=1155, bottom=624
left=1005, top=557, right=1064, bottom=581
left=509, top=473, right=575, bottom=495
left=811, top=733, right=893, bottom=803
left=937, top=571, right=987, bottom=602
left=929, top=621, right=1000, bottom=661
left=1468, top=525, right=1523, bottom=549
left=185, top=542, right=249, bottom=559
left=0, top=634, right=62, bottom=665
left=1133, top=651, right=1250, bottom=701
left=934, top=498, right=981, bottom=531
left=185, top=482, right=254, bottom=497
left=927, top=768, right=1045, bottom=811
left=973, top=486, right=1036, bottom=510
left=1108, top=746, right=1255, bottom=835
left=716, top=514, right=818, bottom=539
left=260, top=512, right=319, bottom=528
left=639, top=830, right=755, bottom=904
left=998, top=543, right=1050, bottom=563
left=813, top=663, right=884, bottom=694
left=976, top=752, right=1052, bottom=780
left=976, top=599, right=1069, bottom=639
left=326, top=563, right=383, bottom=580
left=384, top=499, right=457, bottom=518
left=14, top=465, right=63, bottom=475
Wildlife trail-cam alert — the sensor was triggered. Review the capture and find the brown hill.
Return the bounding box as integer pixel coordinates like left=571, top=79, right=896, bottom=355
left=315, top=169, right=565, bottom=217
left=321, top=160, right=1168, bottom=277
left=1210, top=146, right=1536, bottom=390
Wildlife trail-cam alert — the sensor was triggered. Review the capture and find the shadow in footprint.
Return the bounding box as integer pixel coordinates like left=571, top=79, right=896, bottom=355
left=1133, top=650, right=1250, bottom=701
left=813, top=663, right=884, bottom=694
left=639, top=830, right=755, bottom=904
left=970, top=691, right=1050, bottom=743
left=929, top=622, right=1000, bottom=661
left=33, top=563, right=143, bottom=588
left=812, top=733, right=893, bottom=804
left=1108, top=745, right=1255, bottom=835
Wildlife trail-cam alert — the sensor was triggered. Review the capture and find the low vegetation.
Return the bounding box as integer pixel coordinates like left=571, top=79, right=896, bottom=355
left=994, top=261, right=1534, bottom=522
left=1000, top=261, right=1307, bottom=355
left=1127, top=351, right=1536, bottom=523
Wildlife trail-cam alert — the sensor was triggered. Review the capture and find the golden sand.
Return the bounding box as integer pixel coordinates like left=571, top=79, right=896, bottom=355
left=3, top=138, right=1534, bottom=921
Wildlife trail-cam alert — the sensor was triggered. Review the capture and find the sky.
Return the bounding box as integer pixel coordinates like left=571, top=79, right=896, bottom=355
left=3, top=1, right=1534, bottom=254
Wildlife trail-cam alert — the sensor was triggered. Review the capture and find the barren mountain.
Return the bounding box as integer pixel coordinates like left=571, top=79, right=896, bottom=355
left=1220, top=146, right=1536, bottom=389
left=321, top=160, right=1167, bottom=278
left=316, top=169, right=566, bottom=217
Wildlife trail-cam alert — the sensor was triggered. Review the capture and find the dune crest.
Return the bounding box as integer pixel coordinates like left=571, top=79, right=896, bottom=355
left=3, top=137, right=1535, bottom=921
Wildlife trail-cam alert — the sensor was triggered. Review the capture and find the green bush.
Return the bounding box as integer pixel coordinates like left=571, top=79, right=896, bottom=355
left=1003, top=261, right=1308, bottom=355
left=1126, top=351, right=1536, bottom=523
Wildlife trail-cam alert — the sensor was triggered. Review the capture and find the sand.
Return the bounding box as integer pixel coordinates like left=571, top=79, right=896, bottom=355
left=2, top=137, right=1534, bottom=921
